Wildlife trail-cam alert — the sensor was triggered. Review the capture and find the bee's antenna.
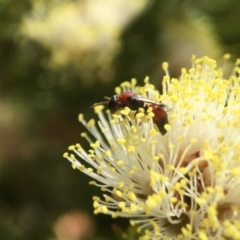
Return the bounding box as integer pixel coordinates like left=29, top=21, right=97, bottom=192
left=104, top=96, right=111, bottom=101
left=90, top=101, right=109, bottom=108
left=90, top=96, right=111, bottom=108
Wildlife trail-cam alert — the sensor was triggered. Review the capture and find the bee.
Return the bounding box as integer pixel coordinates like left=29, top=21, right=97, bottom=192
left=91, top=92, right=169, bottom=135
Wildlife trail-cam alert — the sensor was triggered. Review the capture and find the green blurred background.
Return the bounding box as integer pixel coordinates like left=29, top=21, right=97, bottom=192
left=0, top=0, right=240, bottom=239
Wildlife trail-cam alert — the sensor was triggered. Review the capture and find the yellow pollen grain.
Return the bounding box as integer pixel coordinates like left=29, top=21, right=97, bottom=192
left=90, top=140, right=100, bottom=148
left=224, top=53, right=231, bottom=60
left=191, top=55, right=196, bottom=62
left=130, top=220, right=135, bottom=226
left=93, top=105, right=104, bottom=113
left=81, top=132, right=87, bottom=138
left=128, top=192, right=137, bottom=201
left=117, top=138, right=126, bottom=144
left=170, top=197, right=178, bottom=203
left=133, top=136, right=139, bottom=142
left=180, top=179, right=187, bottom=186
left=207, top=204, right=217, bottom=218
left=177, top=234, right=184, bottom=240
left=104, top=196, right=111, bottom=202
left=168, top=143, right=174, bottom=149
left=195, top=197, right=206, bottom=205
left=181, top=224, right=192, bottom=237
left=92, top=196, right=100, bottom=201
left=120, top=81, right=131, bottom=88
left=104, top=150, right=111, bottom=157
left=117, top=160, right=124, bottom=166
left=115, top=86, right=121, bottom=94
left=190, top=138, right=197, bottom=144
left=219, top=145, right=229, bottom=154
left=130, top=203, right=138, bottom=212
left=171, top=94, right=179, bottom=103
left=159, top=174, right=169, bottom=182
left=97, top=166, right=102, bottom=174
left=87, top=119, right=95, bottom=127
left=68, top=145, right=76, bottom=150
left=89, top=181, right=96, bottom=185
left=128, top=146, right=135, bottom=153
left=129, top=170, right=134, bottom=175
left=217, top=121, right=225, bottom=129
left=170, top=113, right=179, bottom=119
left=181, top=68, right=187, bottom=75
left=115, top=190, right=123, bottom=198
left=196, top=64, right=201, bottom=71
left=72, top=163, right=77, bottom=169
left=78, top=114, right=84, bottom=122
left=148, top=128, right=157, bottom=136
left=79, top=165, right=85, bottom=171
left=164, top=124, right=171, bottom=131
left=63, top=152, right=68, bottom=158
left=101, top=205, right=108, bottom=214
left=93, top=201, right=99, bottom=208
left=130, top=126, right=137, bottom=133
left=110, top=167, right=116, bottom=172
left=167, top=165, right=174, bottom=170
left=118, top=201, right=125, bottom=209
left=162, top=62, right=169, bottom=71
left=151, top=140, right=158, bottom=145
left=131, top=78, right=137, bottom=86
left=147, top=112, right=154, bottom=117
left=188, top=68, right=195, bottom=74
left=176, top=136, right=184, bottom=142
left=112, top=212, right=120, bottom=218
left=136, top=112, right=145, bottom=118
left=231, top=167, right=240, bottom=176
left=120, top=107, right=131, bottom=115
left=144, top=76, right=150, bottom=83
left=110, top=119, right=116, bottom=124
left=218, top=134, right=224, bottom=143
left=188, top=168, right=197, bottom=177
left=87, top=168, right=93, bottom=173
left=138, top=107, right=145, bottom=113
left=116, top=181, right=124, bottom=188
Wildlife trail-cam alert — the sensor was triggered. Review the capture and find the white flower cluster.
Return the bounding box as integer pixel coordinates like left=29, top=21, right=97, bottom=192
left=64, top=56, right=240, bottom=240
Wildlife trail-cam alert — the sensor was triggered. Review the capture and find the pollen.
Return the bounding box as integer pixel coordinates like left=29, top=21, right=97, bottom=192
left=117, top=138, right=126, bottom=144
left=162, top=62, right=169, bottom=71
left=90, top=140, right=100, bottom=148
left=93, top=105, right=104, bottom=113
left=87, top=119, right=95, bottom=127
left=78, top=114, right=84, bottom=122
left=117, top=160, right=124, bottom=166
left=120, top=107, right=131, bottom=115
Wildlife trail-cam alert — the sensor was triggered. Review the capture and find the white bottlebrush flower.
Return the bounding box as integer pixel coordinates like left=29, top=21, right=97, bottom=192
left=64, top=55, right=240, bottom=240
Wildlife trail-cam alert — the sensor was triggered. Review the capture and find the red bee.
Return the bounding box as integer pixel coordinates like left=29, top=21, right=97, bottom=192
left=90, top=92, right=169, bottom=135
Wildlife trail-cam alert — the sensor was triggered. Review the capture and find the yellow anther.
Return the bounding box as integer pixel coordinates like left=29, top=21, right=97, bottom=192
left=162, top=62, right=169, bottom=71
left=78, top=114, right=84, bottom=122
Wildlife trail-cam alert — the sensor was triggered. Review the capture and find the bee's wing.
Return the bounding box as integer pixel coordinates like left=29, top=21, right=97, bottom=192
left=133, top=95, right=170, bottom=110
left=133, top=95, right=160, bottom=105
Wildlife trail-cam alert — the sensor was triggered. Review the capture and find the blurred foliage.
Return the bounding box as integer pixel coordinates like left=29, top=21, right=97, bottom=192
left=0, top=0, right=240, bottom=239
